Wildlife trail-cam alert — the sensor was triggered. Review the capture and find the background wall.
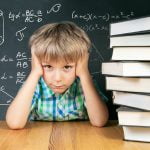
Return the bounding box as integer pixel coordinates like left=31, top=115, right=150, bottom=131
left=1, top=0, right=150, bottom=120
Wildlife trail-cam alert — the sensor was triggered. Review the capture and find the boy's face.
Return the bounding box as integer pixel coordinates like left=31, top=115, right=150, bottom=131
left=42, top=60, right=76, bottom=94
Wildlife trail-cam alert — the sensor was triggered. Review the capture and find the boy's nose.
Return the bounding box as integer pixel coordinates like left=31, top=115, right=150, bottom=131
left=53, top=70, right=62, bottom=82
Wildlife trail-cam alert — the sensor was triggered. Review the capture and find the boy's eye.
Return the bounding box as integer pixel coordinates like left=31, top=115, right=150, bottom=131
left=42, top=65, right=52, bottom=69
left=64, top=65, right=72, bottom=71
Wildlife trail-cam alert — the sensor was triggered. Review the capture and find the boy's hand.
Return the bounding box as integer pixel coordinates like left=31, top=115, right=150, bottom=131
left=76, top=52, right=90, bottom=78
left=31, top=48, right=43, bottom=77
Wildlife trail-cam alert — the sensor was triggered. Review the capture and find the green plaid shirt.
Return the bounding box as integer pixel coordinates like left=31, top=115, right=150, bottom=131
left=29, top=77, right=89, bottom=121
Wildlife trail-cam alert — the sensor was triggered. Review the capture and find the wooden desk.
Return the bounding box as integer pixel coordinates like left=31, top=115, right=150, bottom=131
left=0, top=121, right=150, bottom=150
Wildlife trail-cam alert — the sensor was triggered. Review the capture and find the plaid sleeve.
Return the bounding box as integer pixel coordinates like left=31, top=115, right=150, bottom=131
left=31, top=84, right=40, bottom=110
left=28, top=83, right=40, bottom=120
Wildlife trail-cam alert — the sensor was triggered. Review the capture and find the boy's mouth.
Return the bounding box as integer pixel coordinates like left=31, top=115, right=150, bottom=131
left=51, top=85, right=65, bottom=89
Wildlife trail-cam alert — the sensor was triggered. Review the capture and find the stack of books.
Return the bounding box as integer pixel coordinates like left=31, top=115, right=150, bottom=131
left=102, top=16, right=150, bottom=142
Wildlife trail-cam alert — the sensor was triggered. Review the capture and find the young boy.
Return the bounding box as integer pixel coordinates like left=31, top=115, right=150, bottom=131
left=6, top=21, right=108, bottom=129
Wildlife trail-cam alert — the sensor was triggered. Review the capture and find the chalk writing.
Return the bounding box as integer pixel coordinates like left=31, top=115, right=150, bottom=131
left=47, top=3, right=62, bottom=14
left=16, top=52, right=30, bottom=84
left=72, top=11, right=134, bottom=22
left=0, top=52, right=30, bottom=87
left=9, top=10, right=43, bottom=23
left=16, top=27, right=27, bottom=41
left=92, top=43, right=104, bottom=62
left=16, top=72, right=26, bottom=84
left=9, top=12, right=20, bottom=22
left=0, top=85, right=14, bottom=105
left=0, top=72, right=13, bottom=80
left=0, top=6, right=134, bottom=47
left=81, top=24, right=108, bottom=32
left=23, top=10, right=43, bottom=23
left=0, top=55, right=14, bottom=62
left=16, top=52, right=29, bottom=68
left=0, top=10, right=4, bottom=46
left=8, top=3, right=62, bottom=23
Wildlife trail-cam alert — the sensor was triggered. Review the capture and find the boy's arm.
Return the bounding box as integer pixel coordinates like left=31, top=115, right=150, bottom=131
left=76, top=53, right=109, bottom=127
left=6, top=50, right=43, bottom=129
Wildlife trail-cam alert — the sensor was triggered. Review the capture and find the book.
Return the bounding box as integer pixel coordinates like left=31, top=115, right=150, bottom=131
left=123, top=126, right=150, bottom=142
left=110, top=16, right=150, bottom=36
left=110, top=34, right=150, bottom=48
left=113, top=91, right=150, bottom=110
left=117, top=106, right=150, bottom=126
left=102, top=62, right=150, bottom=77
left=111, top=47, right=150, bottom=61
left=106, top=76, right=150, bottom=93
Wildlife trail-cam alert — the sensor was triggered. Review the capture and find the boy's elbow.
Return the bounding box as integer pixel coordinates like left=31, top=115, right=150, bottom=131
left=91, top=119, right=107, bottom=127
left=90, top=114, right=109, bottom=127
left=6, top=121, right=25, bottom=130
left=6, top=117, right=26, bottom=130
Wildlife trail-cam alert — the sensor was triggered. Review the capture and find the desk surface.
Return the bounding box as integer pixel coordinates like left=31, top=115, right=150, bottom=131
left=0, top=121, right=150, bottom=150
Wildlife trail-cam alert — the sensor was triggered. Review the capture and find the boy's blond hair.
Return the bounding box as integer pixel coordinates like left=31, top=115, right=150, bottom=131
left=29, top=21, right=91, bottom=63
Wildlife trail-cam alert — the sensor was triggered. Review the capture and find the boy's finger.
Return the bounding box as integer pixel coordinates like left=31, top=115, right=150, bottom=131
left=31, top=46, right=36, bottom=55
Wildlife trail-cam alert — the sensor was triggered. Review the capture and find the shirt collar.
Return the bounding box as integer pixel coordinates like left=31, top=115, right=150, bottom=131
left=65, top=77, right=79, bottom=96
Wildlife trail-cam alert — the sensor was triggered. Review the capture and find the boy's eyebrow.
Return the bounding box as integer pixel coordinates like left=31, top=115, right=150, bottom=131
left=41, top=62, right=49, bottom=65
left=41, top=62, right=76, bottom=66
left=64, top=63, right=76, bottom=66
left=65, top=63, right=75, bottom=65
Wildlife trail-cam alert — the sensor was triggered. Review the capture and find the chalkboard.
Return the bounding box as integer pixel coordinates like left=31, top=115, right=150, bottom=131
left=1, top=0, right=150, bottom=120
